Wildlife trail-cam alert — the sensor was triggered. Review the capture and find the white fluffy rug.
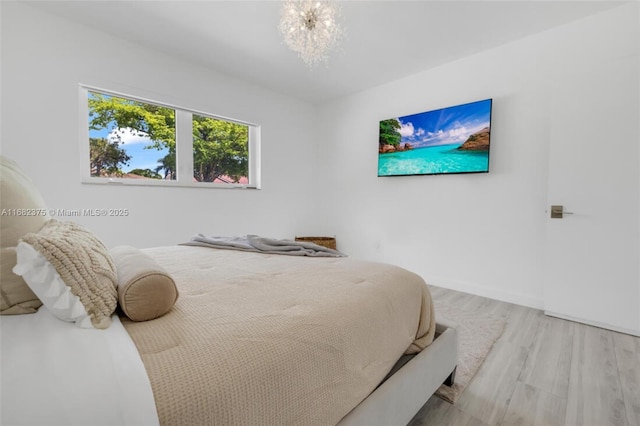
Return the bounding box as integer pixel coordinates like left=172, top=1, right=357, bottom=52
left=433, top=302, right=506, bottom=403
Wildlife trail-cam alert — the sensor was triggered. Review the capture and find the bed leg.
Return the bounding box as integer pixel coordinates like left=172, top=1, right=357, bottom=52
left=443, top=366, right=457, bottom=387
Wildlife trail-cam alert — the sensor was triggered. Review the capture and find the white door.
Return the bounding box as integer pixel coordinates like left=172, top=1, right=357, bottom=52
left=543, top=56, right=640, bottom=336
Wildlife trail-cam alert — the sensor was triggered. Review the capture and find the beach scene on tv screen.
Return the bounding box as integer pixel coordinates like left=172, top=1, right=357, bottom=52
left=378, top=99, right=492, bottom=176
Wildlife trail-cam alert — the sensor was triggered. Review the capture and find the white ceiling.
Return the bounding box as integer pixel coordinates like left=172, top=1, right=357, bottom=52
left=25, top=0, right=626, bottom=104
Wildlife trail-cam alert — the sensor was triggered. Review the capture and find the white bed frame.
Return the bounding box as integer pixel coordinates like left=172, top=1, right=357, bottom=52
left=338, top=323, right=458, bottom=426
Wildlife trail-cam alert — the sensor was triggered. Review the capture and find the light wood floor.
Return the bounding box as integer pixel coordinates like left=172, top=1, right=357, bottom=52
left=408, top=286, right=640, bottom=426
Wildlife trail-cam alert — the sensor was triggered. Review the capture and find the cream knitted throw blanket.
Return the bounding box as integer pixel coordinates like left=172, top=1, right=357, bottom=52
left=20, top=220, right=117, bottom=329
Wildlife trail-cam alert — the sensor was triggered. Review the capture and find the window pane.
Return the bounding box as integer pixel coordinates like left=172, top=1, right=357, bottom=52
left=192, top=114, right=249, bottom=184
left=88, top=91, right=176, bottom=180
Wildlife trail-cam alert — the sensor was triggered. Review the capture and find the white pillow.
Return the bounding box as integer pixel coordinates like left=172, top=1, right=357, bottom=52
left=13, top=242, right=96, bottom=328
left=12, top=220, right=118, bottom=329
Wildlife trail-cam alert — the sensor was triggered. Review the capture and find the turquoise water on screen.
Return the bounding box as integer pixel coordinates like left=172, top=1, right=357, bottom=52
left=378, top=144, right=489, bottom=176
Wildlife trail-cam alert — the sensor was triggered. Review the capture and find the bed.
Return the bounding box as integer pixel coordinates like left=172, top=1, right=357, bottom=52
left=0, top=155, right=458, bottom=425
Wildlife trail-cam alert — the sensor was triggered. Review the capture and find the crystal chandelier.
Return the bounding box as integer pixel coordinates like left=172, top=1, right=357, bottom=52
left=279, top=0, right=343, bottom=68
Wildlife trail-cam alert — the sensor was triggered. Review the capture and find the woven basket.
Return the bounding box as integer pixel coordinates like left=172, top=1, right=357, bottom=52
left=295, top=236, right=337, bottom=250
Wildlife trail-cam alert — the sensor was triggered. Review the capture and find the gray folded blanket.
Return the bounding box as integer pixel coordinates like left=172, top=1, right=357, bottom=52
left=181, top=234, right=346, bottom=257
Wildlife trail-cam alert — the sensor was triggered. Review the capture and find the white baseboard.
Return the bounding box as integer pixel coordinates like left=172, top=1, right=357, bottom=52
left=429, top=278, right=544, bottom=311
left=544, top=310, right=640, bottom=337
left=426, top=277, right=640, bottom=336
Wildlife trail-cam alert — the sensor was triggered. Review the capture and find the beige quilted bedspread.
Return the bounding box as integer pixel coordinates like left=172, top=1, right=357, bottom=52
left=121, top=246, right=435, bottom=426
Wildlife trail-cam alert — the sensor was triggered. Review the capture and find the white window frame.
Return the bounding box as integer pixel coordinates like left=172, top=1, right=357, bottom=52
left=79, top=85, right=261, bottom=189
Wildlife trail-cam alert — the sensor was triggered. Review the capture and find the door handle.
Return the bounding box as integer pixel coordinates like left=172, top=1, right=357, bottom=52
left=550, top=205, right=574, bottom=219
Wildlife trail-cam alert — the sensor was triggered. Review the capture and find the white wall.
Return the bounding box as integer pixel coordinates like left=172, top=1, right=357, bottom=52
left=0, top=2, right=320, bottom=248
left=2, top=2, right=638, bottom=313
left=315, top=3, right=639, bottom=309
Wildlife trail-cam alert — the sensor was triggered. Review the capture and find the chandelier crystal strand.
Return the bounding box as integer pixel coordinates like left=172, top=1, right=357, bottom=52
left=279, top=0, right=343, bottom=68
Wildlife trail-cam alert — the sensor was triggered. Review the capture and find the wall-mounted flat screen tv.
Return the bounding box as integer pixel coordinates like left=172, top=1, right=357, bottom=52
left=378, top=98, right=492, bottom=176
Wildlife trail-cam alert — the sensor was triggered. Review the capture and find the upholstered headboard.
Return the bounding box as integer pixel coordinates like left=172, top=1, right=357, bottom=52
left=0, top=155, right=49, bottom=314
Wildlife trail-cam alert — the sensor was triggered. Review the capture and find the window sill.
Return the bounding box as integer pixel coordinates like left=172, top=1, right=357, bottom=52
left=81, top=178, right=259, bottom=190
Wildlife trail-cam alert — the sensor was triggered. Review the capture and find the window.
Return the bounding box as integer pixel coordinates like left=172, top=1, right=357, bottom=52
left=80, top=86, right=260, bottom=188
left=192, top=113, right=249, bottom=184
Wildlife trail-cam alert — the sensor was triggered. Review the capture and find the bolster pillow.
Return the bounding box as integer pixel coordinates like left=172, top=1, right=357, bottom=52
left=111, top=245, right=178, bottom=322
